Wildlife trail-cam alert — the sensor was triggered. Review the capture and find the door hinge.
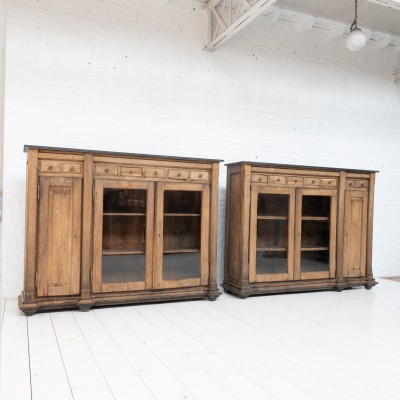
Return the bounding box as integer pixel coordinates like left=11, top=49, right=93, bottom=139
left=92, top=187, right=95, bottom=202
left=90, top=270, right=93, bottom=285
left=35, top=271, right=38, bottom=288
left=37, top=184, right=40, bottom=200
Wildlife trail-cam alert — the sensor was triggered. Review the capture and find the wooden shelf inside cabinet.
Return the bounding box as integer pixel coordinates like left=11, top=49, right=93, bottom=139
left=19, top=145, right=222, bottom=315
left=301, top=247, right=329, bottom=252
left=257, top=216, right=288, bottom=220
left=257, top=247, right=287, bottom=252
left=102, top=250, right=145, bottom=255
left=103, top=213, right=146, bottom=216
left=164, top=213, right=201, bottom=217
left=223, top=161, right=377, bottom=298
left=301, top=217, right=330, bottom=221
left=163, top=249, right=200, bottom=254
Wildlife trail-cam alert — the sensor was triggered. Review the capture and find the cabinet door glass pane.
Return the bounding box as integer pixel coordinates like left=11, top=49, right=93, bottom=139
left=258, top=194, right=289, bottom=217
left=163, top=191, right=201, bottom=281
left=103, top=189, right=146, bottom=213
left=301, top=195, right=330, bottom=273
left=102, top=189, right=147, bottom=284
left=256, top=194, right=289, bottom=275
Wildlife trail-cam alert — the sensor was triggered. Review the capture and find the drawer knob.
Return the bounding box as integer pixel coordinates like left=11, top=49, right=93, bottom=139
left=105, top=168, right=109, bottom=173
left=328, top=180, right=331, bottom=185
left=277, top=179, right=281, bottom=182
left=130, top=170, right=133, bottom=174
left=69, top=167, right=75, bottom=172
left=48, top=165, right=53, bottom=170
left=361, top=183, right=365, bottom=187
left=258, top=177, right=262, bottom=181
left=294, top=179, right=298, bottom=183
left=177, top=173, right=181, bottom=177
left=312, top=180, right=315, bottom=184
left=199, top=174, right=203, bottom=178
left=154, top=171, right=158, bottom=176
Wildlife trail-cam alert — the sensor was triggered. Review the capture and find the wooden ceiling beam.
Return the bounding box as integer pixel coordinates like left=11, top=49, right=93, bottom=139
left=204, top=0, right=279, bottom=51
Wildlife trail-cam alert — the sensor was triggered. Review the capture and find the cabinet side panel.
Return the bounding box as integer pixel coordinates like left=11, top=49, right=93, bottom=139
left=227, top=173, right=242, bottom=282
left=343, top=191, right=367, bottom=278
left=38, top=177, right=82, bottom=296
left=23, top=149, right=38, bottom=302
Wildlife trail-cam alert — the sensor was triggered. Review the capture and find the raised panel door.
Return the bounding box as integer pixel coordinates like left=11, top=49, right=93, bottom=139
left=343, top=191, right=368, bottom=278
left=37, top=176, right=82, bottom=296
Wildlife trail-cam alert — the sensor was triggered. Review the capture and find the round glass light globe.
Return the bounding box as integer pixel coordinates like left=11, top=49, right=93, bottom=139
left=346, top=28, right=367, bottom=51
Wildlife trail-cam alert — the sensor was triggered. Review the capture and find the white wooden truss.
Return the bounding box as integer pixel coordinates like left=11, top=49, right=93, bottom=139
left=204, top=0, right=279, bottom=51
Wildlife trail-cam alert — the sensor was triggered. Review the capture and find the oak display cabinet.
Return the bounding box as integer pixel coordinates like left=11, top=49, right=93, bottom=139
left=19, top=146, right=221, bottom=315
left=223, top=162, right=377, bottom=298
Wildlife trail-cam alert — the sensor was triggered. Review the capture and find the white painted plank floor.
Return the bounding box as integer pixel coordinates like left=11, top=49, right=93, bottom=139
left=1, top=278, right=400, bottom=400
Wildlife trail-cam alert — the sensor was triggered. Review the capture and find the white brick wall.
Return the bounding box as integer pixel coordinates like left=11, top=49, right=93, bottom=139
left=2, top=0, right=400, bottom=297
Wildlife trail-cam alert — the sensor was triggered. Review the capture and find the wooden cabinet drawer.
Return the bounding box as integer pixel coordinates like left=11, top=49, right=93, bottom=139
left=144, top=168, right=166, bottom=178
left=321, top=178, right=337, bottom=187
left=168, top=169, right=189, bottom=180
left=346, top=180, right=355, bottom=188
left=39, top=161, right=60, bottom=173
left=251, top=174, right=268, bottom=183
left=270, top=175, right=286, bottom=184
left=355, top=180, right=368, bottom=189
left=190, top=171, right=209, bottom=181
left=95, top=165, right=118, bottom=176
left=120, top=167, right=142, bottom=177
left=62, top=163, right=82, bottom=174
left=305, top=177, right=320, bottom=186
left=287, top=176, right=304, bottom=185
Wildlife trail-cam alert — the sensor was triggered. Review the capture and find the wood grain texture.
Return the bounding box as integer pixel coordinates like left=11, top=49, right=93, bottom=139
left=20, top=148, right=221, bottom=314
left=23, top=149, right=39, bottom=303
left=343, top=191, right=368, bottom=278
left=37, top=176, right=82, bottom=297
left=366, top=173, right=376, bottom=286
left=224, top=163, right=376, bottom=298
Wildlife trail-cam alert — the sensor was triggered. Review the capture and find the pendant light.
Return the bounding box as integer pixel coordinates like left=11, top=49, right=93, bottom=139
left=346, top=0, right=367, bottom=51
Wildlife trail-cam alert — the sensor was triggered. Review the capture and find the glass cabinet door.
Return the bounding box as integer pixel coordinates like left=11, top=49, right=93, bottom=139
left=249, top=187, right=295, bottom=282
left=295, top=189, right=337, bottom=280
left=154, top=183, right=210, bottom=289
left=92, top=180, right=154, bottom=293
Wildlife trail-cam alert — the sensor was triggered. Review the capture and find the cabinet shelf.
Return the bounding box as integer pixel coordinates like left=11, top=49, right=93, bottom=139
left=301, top=247, right=329, bottom=252
left=163, top=248, right=200, bottom=254
left=301, top=217, right=330, bottom=221
left=103, top=212, right=146, bottom=216
left=256, top=247, right=287, bottom=252
left=102, top=250, right=145, bottom=255
left=164, top=213, right=201, bottom=217
left=257, top=216, right=288, bottom=220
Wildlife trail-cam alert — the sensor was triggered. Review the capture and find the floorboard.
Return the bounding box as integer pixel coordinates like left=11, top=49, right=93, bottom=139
left=1, top=279, right=400, bottom=400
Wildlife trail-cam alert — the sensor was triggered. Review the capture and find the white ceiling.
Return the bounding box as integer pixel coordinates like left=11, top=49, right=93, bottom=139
left=278, top=0, right=400, bottom=35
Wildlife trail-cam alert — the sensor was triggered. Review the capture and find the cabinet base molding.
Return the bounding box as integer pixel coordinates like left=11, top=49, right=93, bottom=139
left=19, top=287, right=222, bottom=316
left=223, top=278, right=377, bottom=298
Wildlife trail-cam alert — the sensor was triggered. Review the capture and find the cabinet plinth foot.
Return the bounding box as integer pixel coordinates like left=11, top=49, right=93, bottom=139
left=364, top=279, right=377, bottom=290
left=335, top=283, right=345, bottom=292
left=18, top=294, right=38, bottom=317
left=78, top=300, right=94, bottom=312
left=207, top=288, right=222, bottom=302
left=23, top=309, right=38, bottom=317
